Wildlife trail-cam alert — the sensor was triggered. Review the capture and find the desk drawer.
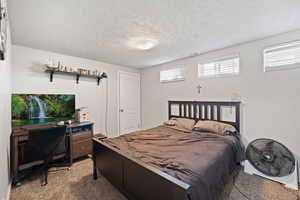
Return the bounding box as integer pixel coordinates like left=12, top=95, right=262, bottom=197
left=72, top=131, right=92, bottom=142
left=18, top=135, right=29, bottom=142
left=72, top=139, right=92, bottom=159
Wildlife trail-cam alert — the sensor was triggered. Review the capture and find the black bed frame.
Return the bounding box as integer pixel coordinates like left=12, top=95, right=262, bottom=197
left=93, top=101, right=241, bottom=200
left=168, top=101, right=240, bottom=132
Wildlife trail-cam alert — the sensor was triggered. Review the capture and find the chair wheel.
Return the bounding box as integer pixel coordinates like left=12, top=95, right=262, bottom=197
left=41, top=179, right=48, bottom=186
left=15, top=182, right=22, bottom=187
left=41, top=182, right=47, bottom=186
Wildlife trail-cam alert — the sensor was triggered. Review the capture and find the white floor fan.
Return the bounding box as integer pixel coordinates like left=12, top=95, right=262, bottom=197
left=244, top=138, right=299, bottom=190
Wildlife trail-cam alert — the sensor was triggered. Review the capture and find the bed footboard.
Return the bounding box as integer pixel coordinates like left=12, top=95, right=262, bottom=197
left=93, top=138, right=191, bottom=200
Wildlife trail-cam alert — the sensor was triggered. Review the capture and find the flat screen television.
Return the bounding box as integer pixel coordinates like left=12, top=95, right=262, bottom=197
left=12, top=94, right=75, bottom=127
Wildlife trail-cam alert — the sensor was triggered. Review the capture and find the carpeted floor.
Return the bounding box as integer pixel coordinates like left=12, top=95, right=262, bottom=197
left=10, top=158, right=300, bottom=200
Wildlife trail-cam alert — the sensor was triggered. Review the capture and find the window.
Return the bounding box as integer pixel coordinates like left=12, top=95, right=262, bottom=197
left=264, top=41, right=300, bottom=72
left=198, top=56, right=240, bottom=78
left=160, top=68, right=184, bottom=82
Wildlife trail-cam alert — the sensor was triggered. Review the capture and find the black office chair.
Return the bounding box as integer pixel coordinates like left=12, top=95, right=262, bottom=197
left=27, top=125, right=67, bottom=186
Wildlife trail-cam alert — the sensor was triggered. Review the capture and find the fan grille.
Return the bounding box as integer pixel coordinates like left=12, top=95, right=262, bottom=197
left=246, top=139, right=295, bottom=177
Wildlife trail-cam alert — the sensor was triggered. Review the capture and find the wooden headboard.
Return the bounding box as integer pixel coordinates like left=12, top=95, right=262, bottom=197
left=168, top=101, right=241, bottom=132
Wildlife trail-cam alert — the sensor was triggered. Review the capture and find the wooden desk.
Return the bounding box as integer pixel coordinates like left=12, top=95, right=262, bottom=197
left=11, top=122, right=94, bottom=184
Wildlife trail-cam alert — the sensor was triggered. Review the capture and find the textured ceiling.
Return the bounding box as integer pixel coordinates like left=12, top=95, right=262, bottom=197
left=8, top=0, right=300, bottom=68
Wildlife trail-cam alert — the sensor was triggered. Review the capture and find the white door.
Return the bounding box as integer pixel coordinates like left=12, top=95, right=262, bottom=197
left=118, top=71, right=141, bottom=135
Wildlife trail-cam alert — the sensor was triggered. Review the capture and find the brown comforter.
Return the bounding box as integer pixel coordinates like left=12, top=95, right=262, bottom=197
left=103, top=126, right=244, bottom=200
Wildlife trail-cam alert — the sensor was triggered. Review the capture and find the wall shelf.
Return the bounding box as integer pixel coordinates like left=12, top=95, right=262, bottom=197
left=45, top=69, right=107, bottom=86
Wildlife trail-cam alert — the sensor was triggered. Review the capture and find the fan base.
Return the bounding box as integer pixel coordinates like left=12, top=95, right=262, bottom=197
left=244, top=160, right=299, bottom=190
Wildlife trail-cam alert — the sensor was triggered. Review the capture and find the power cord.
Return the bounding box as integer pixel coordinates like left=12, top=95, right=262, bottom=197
left=234, top=184, right=250, bottom=200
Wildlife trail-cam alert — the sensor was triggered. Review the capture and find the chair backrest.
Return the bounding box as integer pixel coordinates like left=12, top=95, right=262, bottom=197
left=27, top=126, right=67, bottom=159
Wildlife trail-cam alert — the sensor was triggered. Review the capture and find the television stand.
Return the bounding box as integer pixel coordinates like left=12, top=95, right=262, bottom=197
left=11, top=122, right=94, bottom=185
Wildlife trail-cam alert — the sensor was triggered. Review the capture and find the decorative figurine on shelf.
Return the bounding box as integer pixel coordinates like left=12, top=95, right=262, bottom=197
left=78, top=68, right=84, bottom=74
left=100, top=72, right=108, bottom=78
left=45, top=59, right=59, bottom=71
left=57, top=61, right=64, bottom=71
left=69, top=67, right=74, bottom=73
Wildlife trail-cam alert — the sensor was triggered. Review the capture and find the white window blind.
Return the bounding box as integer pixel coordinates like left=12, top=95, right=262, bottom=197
left=264, top=41, right=300, bottom=72
left=198, top=56, right=240, bottom=78
left=160, top=68, right=184, bottom=82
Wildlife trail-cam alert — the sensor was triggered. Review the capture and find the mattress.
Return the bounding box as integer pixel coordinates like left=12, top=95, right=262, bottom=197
left=103, top=125, right=244, bottom=200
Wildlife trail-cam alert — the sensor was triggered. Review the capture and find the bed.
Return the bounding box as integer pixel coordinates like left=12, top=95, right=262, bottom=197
left=93, top=101, right=243, bottom=200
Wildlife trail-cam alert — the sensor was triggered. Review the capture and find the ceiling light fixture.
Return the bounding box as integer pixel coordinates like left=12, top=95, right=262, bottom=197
left=127, top=37, right=158, bottom=50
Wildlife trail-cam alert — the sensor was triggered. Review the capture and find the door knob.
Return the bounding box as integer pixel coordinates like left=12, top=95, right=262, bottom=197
left=120, top=109, right=124, bottom=112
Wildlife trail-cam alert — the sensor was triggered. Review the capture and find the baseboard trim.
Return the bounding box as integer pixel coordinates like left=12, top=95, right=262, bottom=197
left=6, top=181, right=11, bottom=200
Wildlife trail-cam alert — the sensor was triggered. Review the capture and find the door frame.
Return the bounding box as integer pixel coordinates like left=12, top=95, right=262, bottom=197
left=117, top=70, right=141, bottom=136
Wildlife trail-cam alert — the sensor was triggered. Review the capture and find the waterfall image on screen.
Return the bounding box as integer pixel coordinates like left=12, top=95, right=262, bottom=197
left=12, top=94, right=75, bottom=127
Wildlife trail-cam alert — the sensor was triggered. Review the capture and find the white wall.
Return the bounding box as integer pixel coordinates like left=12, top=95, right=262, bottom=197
left=141, top=30, right=300, bottom=177
left=0, top=24, right=12, bottom=200
left=12, top=45, right=140, bottom=138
